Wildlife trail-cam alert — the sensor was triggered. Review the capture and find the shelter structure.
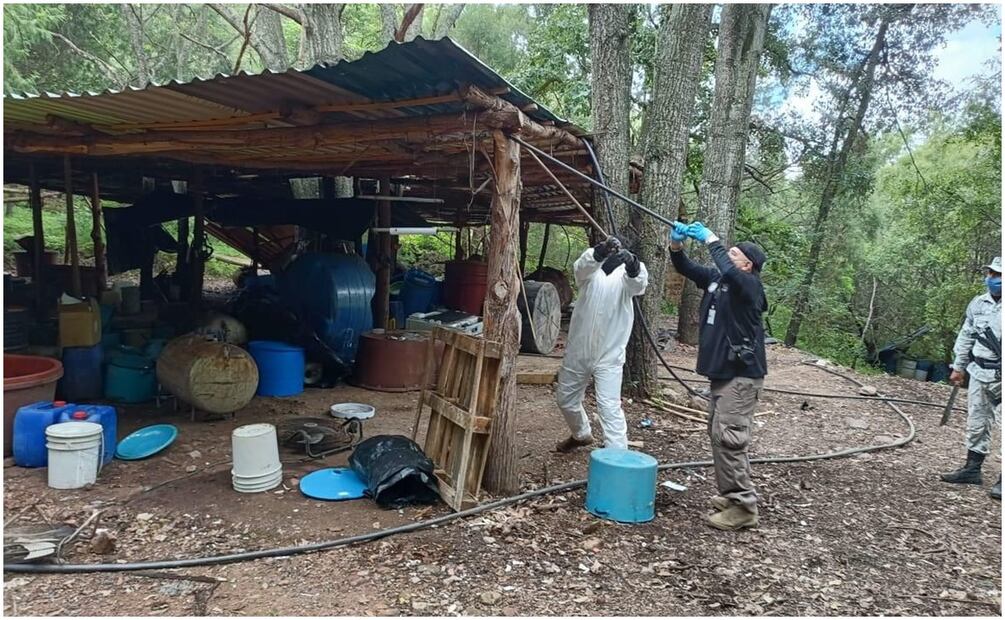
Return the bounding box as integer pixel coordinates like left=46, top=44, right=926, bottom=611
left=3, top=37, right=637, bottom=493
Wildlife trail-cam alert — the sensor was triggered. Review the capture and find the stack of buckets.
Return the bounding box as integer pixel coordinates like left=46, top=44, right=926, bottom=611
left=59, top=298, right=104, bottom=400
left=231, top=423, right=282, bottom=493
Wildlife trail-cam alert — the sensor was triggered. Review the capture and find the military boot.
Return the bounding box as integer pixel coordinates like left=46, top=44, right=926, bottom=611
left=990, top=475, right=1002, bottom=500
left=940, top=450, right=985, bottom=485
left=710, top=495, right=731, bottom=511
left=554, top=435, right=593, bottom=453
left=706, top=505, right=758, bottom=531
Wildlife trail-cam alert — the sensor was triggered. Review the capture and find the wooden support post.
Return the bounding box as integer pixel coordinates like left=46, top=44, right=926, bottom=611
left=90, top=173, right=107, bottom=292
left=374, top=177, right=392, bottom=329
left=176, top=215, right=189, bottom=294
left=537, top=222, right=551, bottom=271
left=519, top=220, right=529, bottom=274
left=190, top=169, right=206, bottom=310
left=482, top=130, right=522, bottom=495
left=29, top=164, right=45, bottom=309
left=63, top=155, right=81, bottom=297
left=454, top=228, right=465, bottom=261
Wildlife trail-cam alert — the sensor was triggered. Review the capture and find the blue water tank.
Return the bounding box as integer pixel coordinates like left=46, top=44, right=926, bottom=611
left=58, top=405, right=118, bottom=464
left=277, top=253, right=375, bottom=364
left=248, top=340, right=305, bottom=397
left=584, top=448, right=658, bottom=523
left=401, top=269, right=438, bottom=316
left=60, top=343, right=104, bottom=400
left=13, top=401, right=77, bottom=467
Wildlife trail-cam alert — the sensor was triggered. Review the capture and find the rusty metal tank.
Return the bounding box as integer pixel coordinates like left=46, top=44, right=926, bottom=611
left=351, top=330, right=443, bottom=392
left=443, top=260, right=488, bottom=315
left=156, top=334, right=259, bottom=414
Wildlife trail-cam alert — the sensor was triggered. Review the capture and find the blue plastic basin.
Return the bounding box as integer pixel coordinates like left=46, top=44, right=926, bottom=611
left=584, top=448, right=658, bottom=523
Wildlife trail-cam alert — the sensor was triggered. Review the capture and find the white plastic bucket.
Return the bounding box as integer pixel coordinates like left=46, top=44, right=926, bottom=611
left=46, top=422, right=104, bottom=489
left=231, top=423, right=282, bottom=493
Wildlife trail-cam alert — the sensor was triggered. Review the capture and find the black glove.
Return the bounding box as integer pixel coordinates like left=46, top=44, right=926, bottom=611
left=602, top=249, right=637, bottom=275
left=623, top=251, right=641, bottom=278
left=592, top=235, right=621, bottom=262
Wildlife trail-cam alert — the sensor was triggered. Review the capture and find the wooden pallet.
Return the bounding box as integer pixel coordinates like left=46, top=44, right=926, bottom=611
left=411, top=327, right=503, bottom=511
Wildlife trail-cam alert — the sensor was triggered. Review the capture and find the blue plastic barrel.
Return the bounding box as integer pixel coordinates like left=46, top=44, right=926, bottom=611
left=401, top=269, right=438, bottom=316
left=59, top=343, right=104, bottom=400
left=99, top=304, right=115, bottom=333
left=104, top=353, right=157, bottom=403
left=13, top=401, right=77, bottom=467
left=58, top=405, right=118, bottom=464
left=388, top=301, right=406, bottom=329
left=248, top=340, right=305, bottom=397
left=101, top=331, right=122, bottom=353
left=585, top=448, right=658, bottom=523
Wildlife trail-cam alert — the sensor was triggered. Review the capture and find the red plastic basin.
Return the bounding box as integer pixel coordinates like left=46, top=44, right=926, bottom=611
left=4, top=354, right=63, bottom=457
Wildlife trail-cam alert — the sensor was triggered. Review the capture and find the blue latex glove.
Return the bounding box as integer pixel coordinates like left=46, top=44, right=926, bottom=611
left=670, top=222, right=688, bottom=243
left=686, top=221, right=713, bottom=243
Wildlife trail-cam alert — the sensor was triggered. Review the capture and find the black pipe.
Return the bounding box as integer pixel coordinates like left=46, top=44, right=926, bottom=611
left=512, top=136, right=678, bottom=227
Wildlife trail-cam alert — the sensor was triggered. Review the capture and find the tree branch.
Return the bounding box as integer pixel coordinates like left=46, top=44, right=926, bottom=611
left=261, top=3, right=302, bottom=24
left=51, top=32, right=128, bottom=88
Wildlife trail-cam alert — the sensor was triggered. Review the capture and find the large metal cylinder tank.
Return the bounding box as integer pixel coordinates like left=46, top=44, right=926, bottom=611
left=277, top=253, right=375, bottom=364
left=156, top=334, right=259, bottom=414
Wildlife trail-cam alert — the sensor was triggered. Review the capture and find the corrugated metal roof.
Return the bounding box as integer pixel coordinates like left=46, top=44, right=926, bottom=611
left=4, top=36, right=575, bottom=132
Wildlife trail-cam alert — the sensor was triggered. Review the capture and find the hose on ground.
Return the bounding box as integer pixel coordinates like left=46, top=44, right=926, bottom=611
left=5, top=366, right=915, bottom=574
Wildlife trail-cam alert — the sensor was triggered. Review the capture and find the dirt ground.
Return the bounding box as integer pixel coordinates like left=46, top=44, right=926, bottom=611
left=3, top=340, right=1002, bottom=616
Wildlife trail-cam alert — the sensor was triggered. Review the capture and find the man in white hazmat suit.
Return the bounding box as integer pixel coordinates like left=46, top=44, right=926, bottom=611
left=554, top=236, right=649, bottom=452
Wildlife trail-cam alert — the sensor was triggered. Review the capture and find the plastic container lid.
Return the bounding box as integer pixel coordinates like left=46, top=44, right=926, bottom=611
left=115, top=424, right=178, bottom=460
left=72, top=411, right=89, bottom=420
left=46, top=421, right=103, bottom=439
left=299, top=468, right=368, bottom=501
left=54, top=401, right=67, bottom=406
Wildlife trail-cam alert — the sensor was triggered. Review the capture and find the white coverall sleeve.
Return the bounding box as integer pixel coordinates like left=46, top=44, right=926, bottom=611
left=573, top=247, right=603, bottom=288
left=623, top=260, right=649, bottom=297
left=952, top=299, right=978, bottom=372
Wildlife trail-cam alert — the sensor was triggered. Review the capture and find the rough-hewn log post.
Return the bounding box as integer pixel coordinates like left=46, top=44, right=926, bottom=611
left=482, top=130, right=522, bottom=495
left=29, top=164, right=45, bottom=309
left=190, top=169, right=206, bottom=310
left=90, top=173, right=107, bottom=292
left=63, top=155, right=82, bottom=297
left=519, top=220, right=529, bottom=272
left=374, top=177, right=392, bottom=329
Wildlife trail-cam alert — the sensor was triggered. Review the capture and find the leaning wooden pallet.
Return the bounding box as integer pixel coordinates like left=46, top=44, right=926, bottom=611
left=411, top=327, right=503, bottom=511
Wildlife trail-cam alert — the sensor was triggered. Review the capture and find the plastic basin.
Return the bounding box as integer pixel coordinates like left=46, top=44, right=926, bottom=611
left=4, top=354, right=64, bottom=457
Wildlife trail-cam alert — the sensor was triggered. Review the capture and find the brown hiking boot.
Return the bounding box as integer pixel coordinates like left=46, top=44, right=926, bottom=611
left=706, top=505, right=758, bottom=531
left=554, top=435, right=594, bottom=453
left=710, top=495, right=731, bottom=511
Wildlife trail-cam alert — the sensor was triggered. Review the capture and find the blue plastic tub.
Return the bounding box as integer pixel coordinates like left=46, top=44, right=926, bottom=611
left=59, top=343, right=104, bottom=400
left=104, top=353, right=157, bottom=403
left=585, top=448, right=658, bottom=523
left=248, top=340, right=305, bottom=397
left=12, top=401, right=77, bottom=467
left=58, top=405, right=117, bottom=464
left=401, top=269, right=438, bottom=316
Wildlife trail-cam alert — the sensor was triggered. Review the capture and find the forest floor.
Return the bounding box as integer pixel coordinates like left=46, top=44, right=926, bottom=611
left=3, top=336, right=1002, bottom=616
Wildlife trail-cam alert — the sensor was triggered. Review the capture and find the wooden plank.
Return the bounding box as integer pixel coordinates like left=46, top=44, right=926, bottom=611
left=63, top=155, right=81, bottom=297
left=517, top=371, right=558, bottom=385
left=452, top=339, right=485, bottom=507
left=411, top=330, right=439, bottom=441
left=427, top=394, right=491, bottom=434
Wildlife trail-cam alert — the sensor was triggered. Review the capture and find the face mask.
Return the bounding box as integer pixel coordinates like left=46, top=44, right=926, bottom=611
left=986, top=275, right=1001, bottom=297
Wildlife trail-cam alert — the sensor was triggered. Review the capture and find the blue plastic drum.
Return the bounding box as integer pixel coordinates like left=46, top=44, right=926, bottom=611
left=248, top=340, right=305, bottom=397
left=584, top=448, right=658, bottom=523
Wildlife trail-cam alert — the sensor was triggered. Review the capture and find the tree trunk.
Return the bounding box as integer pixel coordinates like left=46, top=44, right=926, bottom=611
left=677, top=4, right=772, bottom=345
left=298, top=3, right=345, bottom=67
left=210, top=4, right=289, bottom=71
left=433, top=4, right=465, bottom=39
left=588, top=4, right=634, bottom=235
left=190, top=170, right=206, bottom=310
left=374, top=177, right=392, bottom=329
left=402, top=4, right=425, bottom=42
left=626, top=3, right=712, bottom=396
left=482, top=131, right=522, bottom=495
left=90, top=173, right=107, bottom=292
left=379, top=4, right=398, bottom=44
left=121, top=5, right=151, bottom=87
left=783, top=17, right=889, bottom=347
left=29, top=164, right=45, bottom=310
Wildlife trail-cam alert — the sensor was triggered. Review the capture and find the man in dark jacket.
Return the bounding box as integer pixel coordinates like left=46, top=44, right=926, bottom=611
left=669, top=221, right=768, bottom=530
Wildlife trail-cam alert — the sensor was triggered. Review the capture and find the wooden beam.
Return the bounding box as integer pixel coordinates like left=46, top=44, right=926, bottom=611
left=29, top=164, right=45, bottom=309
left=5, top=113, right=481, bottom=157
left=190, top=169, right=205, bottom=310
left=63, top=155, right=82, bottom=297
left=481, top=130, right=522, bottom=495
left=460, top=85, right=582, bottom=149
left=374, top=177, right=392, bottom=329
left=90, top=173, right=107, bottom=292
